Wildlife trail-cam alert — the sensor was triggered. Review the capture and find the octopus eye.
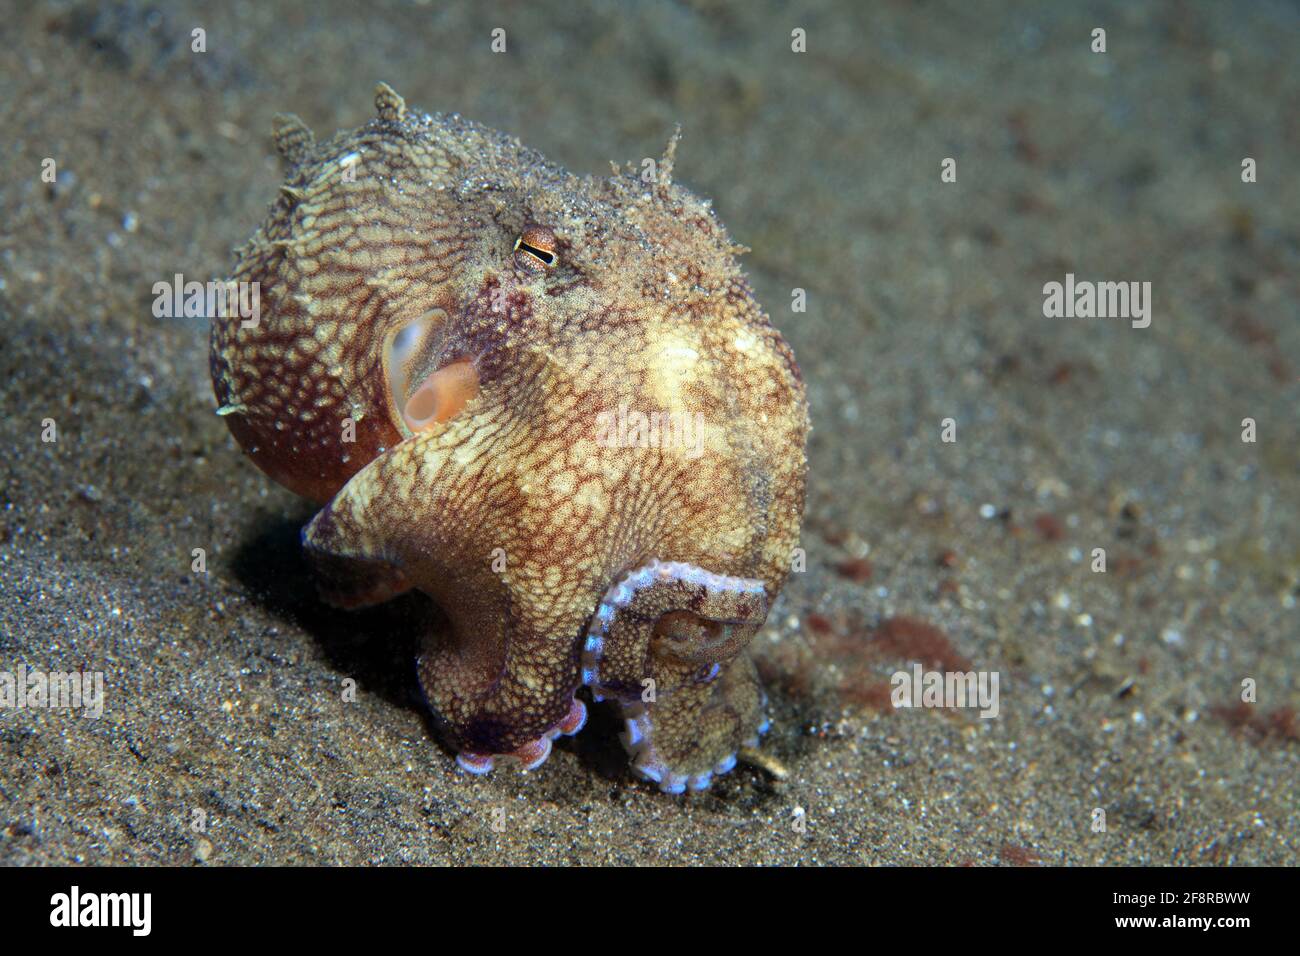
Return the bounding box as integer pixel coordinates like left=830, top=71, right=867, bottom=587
left=513, top=225, right=559, bottom=272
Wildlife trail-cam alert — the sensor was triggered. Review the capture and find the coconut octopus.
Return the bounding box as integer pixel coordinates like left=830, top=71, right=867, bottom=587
left=210, top=84, right=808, bottom=793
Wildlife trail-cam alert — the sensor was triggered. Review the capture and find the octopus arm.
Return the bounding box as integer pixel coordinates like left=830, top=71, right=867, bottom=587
left=301, top=430, right=591, bottom=764
left=582, top=560, right=770, bottom=791
left=303, top=538, right=412, bottom=609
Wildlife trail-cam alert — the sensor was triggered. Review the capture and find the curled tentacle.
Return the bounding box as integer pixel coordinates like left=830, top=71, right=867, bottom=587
left=581, top=560, right=769, bottom=791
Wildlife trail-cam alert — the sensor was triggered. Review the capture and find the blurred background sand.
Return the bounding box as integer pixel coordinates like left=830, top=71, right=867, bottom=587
left=0, top=0, right=1296, bottom=864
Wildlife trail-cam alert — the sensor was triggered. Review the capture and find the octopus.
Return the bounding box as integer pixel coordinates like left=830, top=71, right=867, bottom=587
left=210, top=84, right=808, bottom=793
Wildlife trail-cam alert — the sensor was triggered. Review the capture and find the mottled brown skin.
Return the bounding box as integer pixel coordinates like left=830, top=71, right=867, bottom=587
left=210, top=84, right=808, bottom=789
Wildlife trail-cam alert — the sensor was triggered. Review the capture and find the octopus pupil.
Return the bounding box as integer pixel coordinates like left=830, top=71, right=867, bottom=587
left=518, top=241, right=554, bottom=265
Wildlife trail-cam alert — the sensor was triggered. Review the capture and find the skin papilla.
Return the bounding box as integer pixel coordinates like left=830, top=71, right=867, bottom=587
left=209, top=83, right=809, bottom=792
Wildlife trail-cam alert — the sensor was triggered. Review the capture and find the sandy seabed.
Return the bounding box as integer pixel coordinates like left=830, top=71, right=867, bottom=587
left=0, top=0, right=1296, bottom=865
